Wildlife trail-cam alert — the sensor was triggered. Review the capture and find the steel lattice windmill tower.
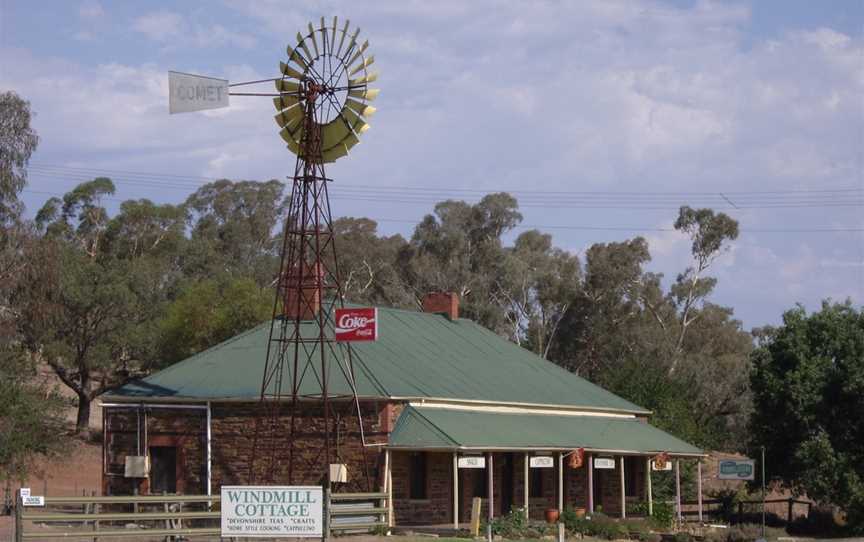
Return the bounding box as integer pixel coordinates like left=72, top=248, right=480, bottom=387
left=248, top=17, right=380, bottom=488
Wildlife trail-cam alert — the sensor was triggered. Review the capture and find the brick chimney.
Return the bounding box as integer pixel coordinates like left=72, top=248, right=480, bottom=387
left=283, top=262, right=322, bottom=320
left=422, top=292, right=459, bottom=320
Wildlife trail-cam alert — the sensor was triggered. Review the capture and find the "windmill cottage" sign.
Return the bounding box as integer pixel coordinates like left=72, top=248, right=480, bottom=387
left=220, top=486, right=323, bottom=537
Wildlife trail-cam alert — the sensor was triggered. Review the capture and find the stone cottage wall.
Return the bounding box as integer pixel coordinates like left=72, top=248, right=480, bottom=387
left=102, top=407, right=206, bottom=495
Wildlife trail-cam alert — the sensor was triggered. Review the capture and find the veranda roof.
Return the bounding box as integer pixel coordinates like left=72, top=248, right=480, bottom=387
left=388, top=405, right=703, bottom=456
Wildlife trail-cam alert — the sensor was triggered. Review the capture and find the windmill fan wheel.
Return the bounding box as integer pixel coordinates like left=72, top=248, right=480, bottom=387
left=274, top=17, right=379, bottom=163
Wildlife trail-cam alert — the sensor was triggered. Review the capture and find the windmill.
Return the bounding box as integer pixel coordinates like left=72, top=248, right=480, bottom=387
left=168, top=16, right=378, bottom=490
left=248, top=17, right=380, bottom=489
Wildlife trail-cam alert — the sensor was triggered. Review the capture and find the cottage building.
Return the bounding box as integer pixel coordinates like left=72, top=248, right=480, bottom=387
left=101, top=293, right=703, bottom=525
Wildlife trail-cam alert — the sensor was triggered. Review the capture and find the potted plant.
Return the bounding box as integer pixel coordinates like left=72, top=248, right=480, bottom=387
left=545, top=508, right=560, bottom=523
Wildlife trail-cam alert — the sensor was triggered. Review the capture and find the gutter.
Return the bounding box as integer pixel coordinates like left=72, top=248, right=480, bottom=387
left=99, top=394, right=650, bottom=416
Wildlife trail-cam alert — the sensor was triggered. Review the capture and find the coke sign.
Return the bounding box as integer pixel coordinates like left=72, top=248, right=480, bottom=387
left=335, top=308, right=378, bottom=342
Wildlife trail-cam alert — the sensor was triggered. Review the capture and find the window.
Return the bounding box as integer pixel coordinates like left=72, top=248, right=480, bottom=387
left=473, top=466, right=487, bottom=497
left=149, top=446, right=177, bottom=494
left=624, top=457, right=639, bottom=497
left=409, top=452, right=427, bottom=499
left=530, top=467, right=543, bottom=497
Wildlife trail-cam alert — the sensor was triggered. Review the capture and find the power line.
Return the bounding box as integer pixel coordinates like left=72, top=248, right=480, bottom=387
left=25, top=167, right=864, bottom=210
left=28, top=162, right=864, bottom=198
left=19, top=188, right=864, bottom=234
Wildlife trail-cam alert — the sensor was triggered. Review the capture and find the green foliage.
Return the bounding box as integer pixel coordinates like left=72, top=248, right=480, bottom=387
left=482, top=508, right=554, bottom=539
left=158, top=277, right=272, bottom=367
left=0, top=91, right=39, bottom=225
left=0, top=354, right=66, bottom=482
left=629, top=500, right=674, bottom=530
left=402, top=193, right=522, bottom=333
left=183, top=179, right=286, bottom=285
left=331, top=217, right=413, bottom=308
left=563, top=511, right=629, bottom=540
left=749, top=301, right=864, bottom=531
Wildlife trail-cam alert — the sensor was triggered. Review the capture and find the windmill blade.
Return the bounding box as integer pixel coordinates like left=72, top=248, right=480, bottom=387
left=342, top=132, right=361, bottom=151
left=320, top=17, right=328, bottom=54
left=347, top=88, right=380, bottom=101
left=320, top=119, right=353, bottom=150
left=275, top=79, right=300, bottom=94
left=297, top=32, right=313, bottom=62
left=279, top=123, right=303, bottom=146
left=342, top=28, right=360, bottom=62
left=341, top=107, right=369, bottom=132
left=308, top=22, right=319, bottom=57
left=285, top=137, right=301, bottom=156
left=274, top=105, right=303, bottom=128
left=273, top=95, right=303, bottom=112
left=321, top=143, right=349, bottom=163
left=345, top=98, right=376, bottom=118
left=336, top=19, right=350, bottom=58
left=279, top=62, right=304, bottom=80
left=348, top=55, right=375, bottom=77
left=286, top=46, right=308, bottom=69
left=347, top=41, right=370, bottom=68
left=349, top=72, right=379, bottom=86
left=330, top=16, right=338, bottom=53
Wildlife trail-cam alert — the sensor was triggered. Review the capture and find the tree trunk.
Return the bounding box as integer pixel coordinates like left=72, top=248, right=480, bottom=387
left=75, top=393, right=92, bottom=435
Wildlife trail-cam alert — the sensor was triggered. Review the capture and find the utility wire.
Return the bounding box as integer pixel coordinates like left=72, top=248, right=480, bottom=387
left=25, top=167, right=864, bottom=209
left=19, top=188, right=864, bottom=234
left=28, top=162, right=864, bottom=198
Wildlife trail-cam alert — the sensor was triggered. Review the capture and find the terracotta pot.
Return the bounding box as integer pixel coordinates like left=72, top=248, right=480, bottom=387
left=574, top=507, right=586, bottom=518
left=545, top=508, right=560, bottom=523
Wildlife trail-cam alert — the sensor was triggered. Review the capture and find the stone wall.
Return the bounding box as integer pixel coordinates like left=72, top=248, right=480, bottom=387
left=210, top=400, right=388, bottom=494
left=103, top=407, right=206, bottom=495
left=103, top=402, right=655, bottom=524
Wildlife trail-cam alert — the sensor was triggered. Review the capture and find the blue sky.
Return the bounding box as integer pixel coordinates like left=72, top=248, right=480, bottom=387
left=1, top=0, right=862, bottom=329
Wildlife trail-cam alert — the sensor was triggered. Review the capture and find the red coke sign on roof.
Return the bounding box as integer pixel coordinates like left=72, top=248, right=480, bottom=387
left=335, top=307, right=378, bottom=342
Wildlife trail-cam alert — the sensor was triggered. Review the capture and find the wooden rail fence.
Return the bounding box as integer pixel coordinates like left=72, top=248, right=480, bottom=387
left=15, top=490, right=391, bottom=540
left=677, top=497, right=812, bottom=524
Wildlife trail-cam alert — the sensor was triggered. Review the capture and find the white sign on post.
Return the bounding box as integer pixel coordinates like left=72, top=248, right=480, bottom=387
left=529, top=456, right=554, bottom=468
left=594, top=457, right=616, bottom=469
left=220, top=486, right=323, bottom=538
left=19, top=488, right=30, bottom=498
left=458, top=456, right=486, bottom=469
left=22, top=496, right=45, bottom=507
left=168, top=71, right=230, bottom=114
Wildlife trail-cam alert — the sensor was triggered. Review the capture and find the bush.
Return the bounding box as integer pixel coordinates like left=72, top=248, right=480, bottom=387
left=486, top=509, right=531, bottom=538
left=564, top=511, right=629, bottom=540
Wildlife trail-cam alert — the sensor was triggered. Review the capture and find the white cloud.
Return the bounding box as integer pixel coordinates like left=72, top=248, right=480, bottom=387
left=4, top=0, right=862, bottom=326
left=132, top=11, right=185, bottom=42
left=131, top=11, right=256, bottom=50
left=78, top=0, right=104, bottom=20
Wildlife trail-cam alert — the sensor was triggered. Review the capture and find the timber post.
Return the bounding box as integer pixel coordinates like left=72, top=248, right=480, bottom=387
left=14, top=492, right=22, bottom=542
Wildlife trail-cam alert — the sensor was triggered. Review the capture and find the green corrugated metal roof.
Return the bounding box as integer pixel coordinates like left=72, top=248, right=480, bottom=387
left=389, top=406, right=703, bottom=456
left=109, top=305, right=648, bottom=414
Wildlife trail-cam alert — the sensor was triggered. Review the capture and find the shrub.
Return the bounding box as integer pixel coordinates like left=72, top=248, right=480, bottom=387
left=564, top=511, right=629, bottom=540
left=486, top=509, right=530, bottom=538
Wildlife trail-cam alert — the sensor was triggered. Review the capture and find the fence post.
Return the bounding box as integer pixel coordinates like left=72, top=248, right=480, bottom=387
left=14, top=491, right=22, bottom=542
left=92, top=490, right=99, bottom=542
left=737, top=502, right=743, bottom=524
left=787, top=498, right=793, bottom=524
left=323, top=486, right=330, bottom=542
